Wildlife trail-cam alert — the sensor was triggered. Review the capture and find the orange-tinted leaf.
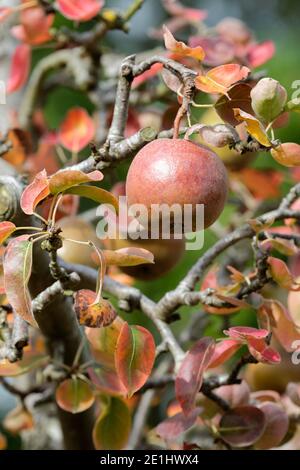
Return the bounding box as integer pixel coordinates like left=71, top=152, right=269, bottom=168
left=65, top=185, right=119, bottom=214
left=92, top=396, right=131, bottom=450
left=163, top=25, right=205, bottom=61
left=215, top=83, right=253, bottom=126
left=258, top=300, right=300, bottom=352
left=115, top=322, right=155, bottom=396
left=59, top=108, right=96, bottom=152
left=268, top=256, right=300, bottom=290
left=3, top=405, right=34, bottom=434
left=0, top=352, right=49, bottom=377
left=7, top=44, right=31, bottom=94
left=49, top=169, right=103, bottom=195
left=176, top=337, right=215, bottom=415
left=233, top=168, right=283, bottom=200
left=3, top=236, right=36, bottom=327
left=219, top=406, right=266, bottom=447
left=208, top=339, right=241, bottom=369
left=57, top=0, right=103, bottom=21
left=271, top=143, right=300, bottom=167
left=233, top=108, right=272, bottom=147
left=56, top=378, right=95, bottom=414
left=74, top=289, right=117, bottom=328
left=0, top=432, right=6, bottom=450
left=195, top=64, right=250, bottom=95
left=247, top=41, right=275, bottom=68
left=0, top=222, right=16, bottom=245
left=100, top=247, right=154, bottom=267
left=254, top=402, right=288, bottom=449
left=156, top=407, right=201, bottom=441
left=20, top=169, right=50, bottom=215
left=11, top=7, right=54, bottom=45
left=3, top=128, right=31, bottom=167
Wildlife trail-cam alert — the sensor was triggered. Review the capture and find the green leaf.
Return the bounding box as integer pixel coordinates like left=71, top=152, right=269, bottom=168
left=286, top=100, right=300, bottom=113
left=92, top=396, right=131, bottom=450
left=49, top=170, right=103, bottom=195
left=65, top=185, right=119, bottom=214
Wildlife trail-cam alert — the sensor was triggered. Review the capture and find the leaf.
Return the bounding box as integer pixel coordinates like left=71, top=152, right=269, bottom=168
left=163, top=25, right=205, bottom=61
left=286, top=99, right=300, bottom=113
left=161, top=68, right=182, bottom=93
left=7, top=44, right=31, bottom=94
left=3, top=128, right=31, bottom=167
left=65, top=185, right=119, bottom=214
left=247, top=337, right=281, bottom=365
left=20, top=169, right=50, bottom=215
left=0, top=432, right=6, bottom=451
left=247, top=41, right=275, bottom=68
left=3, top=236, right=36, bottom=327
left=233, top=109, right=272, bottom=147
left=208, top=339, right=241, bottom=369
left=88, top=366, right=126, bottom=396
left=224, top=326, right=269, bottom=341
left=49, top=170, right=103, bottom=195
left=175, top=337, right=215, bottom=415
left=57, top=0, right=103, bottom=22
left=235, top=169, right=283, bottom=200
left=271, top=143, right=300, bottom=167
left=189, top=36, right=235, bottom=67
left=156, top=408, right=201, bottom=440
left=219, top=406, right=266, bottom=447
left=0, top=352, right=49, bottom=377
left=74, top=289, right=117, bottom=328
left=255, top=402, right=289, bottom=449
left=0, top=222, right=16, bottom=245
left=92, top=396, right=131, bottom=450
left=258, top=300, right=300, bottom=352
left=214, top=382, right=250, bottom=409
left=115, top=322, right=155, bottom=396
left=100, top=247, right=154, bottom=267
left=215, top=83, right=253, bottom=126
left=11, top=7, right=54, bottom=45
left=3, top=405, right=34, bottom=435
left=261, top=237, right=298, bottom=256
left=56, top=378, right=95, bottom=414
left=267, top=256, right=300, bottom=290
left=59, top=108, right=95, bottom=152
left=195, top=64, right=250, bottom=95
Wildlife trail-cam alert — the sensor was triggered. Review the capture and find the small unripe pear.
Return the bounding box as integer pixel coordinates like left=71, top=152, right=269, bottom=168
left=250, top=78, right=287, bottom=123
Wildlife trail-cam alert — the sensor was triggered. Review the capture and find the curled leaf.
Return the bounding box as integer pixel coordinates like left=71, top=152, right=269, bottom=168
left=271, top=143, right=300, bottom=167
left=195, top=64, right=250, bottom=95
left=185, top=123, right=239, bottom=147
left=74, top=289, right=117, bottom=328
left=20, top=169, right=50, bottom=215
left=0, top=221, right=16, bottom=245
left=163, top=25, right=205, bottom=61
left=56, top=378, right=95, bottom=414
left=233, top=108, right=272, bottom=147
left=99, top=247, right=154, bottom=267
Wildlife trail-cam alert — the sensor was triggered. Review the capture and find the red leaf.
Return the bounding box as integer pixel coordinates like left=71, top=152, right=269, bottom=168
left=3, top=236, right=36, bottom=327
left=20, top=169, right=50, bottom=215
left=255, top=402, right=289, bottom=449
left=57, top=0, right=103, bottom=21
left=59, top=108, right=96, bottom=152
left=208, top=339, right=241, bottom=369
left=74, top=289, right=117, bottom=328
left=115, top=322, right=155, bottom=396
left=7, top=44, right=31, bottom=94
left=0, top=221, right=16, bottom=245
left=11, top=7, right=54, bottom=45
left=156, top=408, right=201, bottom=440
left=247, top=41, right=275, bottom=68
left=219, top=406, right=266, bottom=447
left=247, top=337, right=281, bottom=365
left=189, top=36, right=235, bottom=67
left=268, top=256, right=300, bottom=290
left=175, top=337, right=215, bottom=415
left=195, top=64, right=250, bottom=95
left=224, top=326, right=269, bottom=341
